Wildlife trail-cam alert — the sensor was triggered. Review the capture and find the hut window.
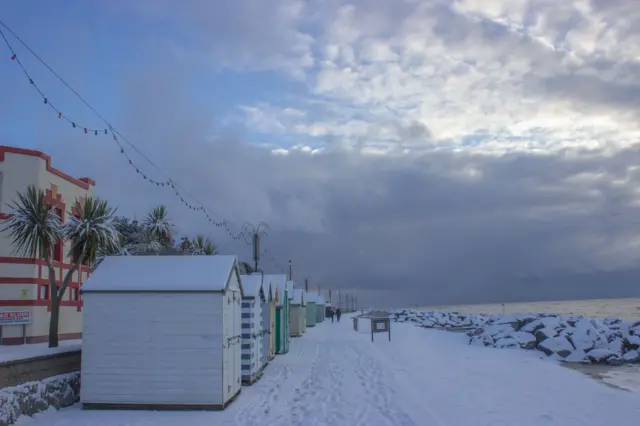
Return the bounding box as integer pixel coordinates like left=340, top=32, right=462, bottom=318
left=39, top=285, right=48, bottom=300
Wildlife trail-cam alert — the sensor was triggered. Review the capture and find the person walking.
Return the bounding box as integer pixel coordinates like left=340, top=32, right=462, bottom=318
left=336, top=308, right=342, bottom=322
left=329, top=308, right=334, bottom=322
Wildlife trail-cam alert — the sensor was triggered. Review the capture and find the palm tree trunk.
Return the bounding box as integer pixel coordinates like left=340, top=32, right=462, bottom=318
left=44, top=258, right=59, bottom=348
left=48, top=293, right=60, bottom=348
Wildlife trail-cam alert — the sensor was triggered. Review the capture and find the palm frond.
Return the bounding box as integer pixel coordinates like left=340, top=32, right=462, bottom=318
left=63, top=197, right=120, bottom=265
left=0, top=185, right=62, bottom=260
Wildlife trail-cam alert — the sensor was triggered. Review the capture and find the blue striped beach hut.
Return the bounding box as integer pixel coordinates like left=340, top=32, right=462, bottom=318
left=240, top=274, right=267, bottom=384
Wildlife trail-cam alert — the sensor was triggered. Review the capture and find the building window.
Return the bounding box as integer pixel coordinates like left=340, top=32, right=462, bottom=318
left=39, top=285, right=49, bottom=300
left=71, top=287, right=79, bottom=301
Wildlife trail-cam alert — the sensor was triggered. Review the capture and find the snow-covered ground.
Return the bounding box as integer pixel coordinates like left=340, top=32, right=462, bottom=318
left=12, top=317, right=640, bottom=426
left=0, top=340, right=81, bottom=363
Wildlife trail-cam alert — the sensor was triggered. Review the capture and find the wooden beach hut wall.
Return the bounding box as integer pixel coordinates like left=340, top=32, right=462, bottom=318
left=306, top=293, right=317, bottom=327
left=264, top=274, right=289, bottom=354
left=300, top=288, right=307, bottom=333
left=80, top=255, right=244, bottom=410
left=315, top=294, right=326, bottom=323
left=289, top=288, right=306, bottom=337
left=240, top=274, right=267, bottom=384
left=260, top=276, right=274, bottom=362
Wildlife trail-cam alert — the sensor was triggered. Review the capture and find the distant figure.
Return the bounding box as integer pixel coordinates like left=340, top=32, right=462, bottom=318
left=336, top=308, right=342, bottom=322
left=329, top=308, right=334, bottom=322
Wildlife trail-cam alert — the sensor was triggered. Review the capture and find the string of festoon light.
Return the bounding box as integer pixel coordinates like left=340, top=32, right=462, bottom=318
left=0, top=21, right=251, bottom=240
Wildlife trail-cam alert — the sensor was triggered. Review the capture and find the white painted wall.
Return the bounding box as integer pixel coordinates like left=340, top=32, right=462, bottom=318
left=81, top=292, right=224, bottom=405
left=222, top=270, right=242, bottom=401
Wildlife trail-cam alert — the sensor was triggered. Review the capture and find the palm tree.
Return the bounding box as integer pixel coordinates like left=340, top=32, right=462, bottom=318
left=238, top=261, right=255, bottom=275
left=1, top=186, right=121, bottom=347
left=190, top=235, right=217, bottom=255
left=142, top=205, right=174, bottom=249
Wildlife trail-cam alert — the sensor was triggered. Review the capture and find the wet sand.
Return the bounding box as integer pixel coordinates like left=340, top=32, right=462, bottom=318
left=562, top=363, right=640, bottom=393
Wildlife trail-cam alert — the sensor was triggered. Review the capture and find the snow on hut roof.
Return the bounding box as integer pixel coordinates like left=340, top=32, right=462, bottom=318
left=307, top=293, right=318, bottom=304
left=316, top=295, right=326, bottom=305
left=263, top=274, right=288, bottom=305
left=289, top=288, right=306, bottom=305
left=241, top=274, right=265, bottom=299
left=82, top=255, right=240, bottom=293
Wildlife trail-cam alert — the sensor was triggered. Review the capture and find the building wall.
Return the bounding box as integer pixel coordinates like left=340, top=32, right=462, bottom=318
left=81, top=292, right=224, bottom=406
left=222, top=268, right=242, bottom=402
left=241, top=295, right=264, bottom=383
left=289, top=305, right=304, bottom=337
left=0, top=146, right=95, bottom=344
left=306, top=302, right=317, bottom=327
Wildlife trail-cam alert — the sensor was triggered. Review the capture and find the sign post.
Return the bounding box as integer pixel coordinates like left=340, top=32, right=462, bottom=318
left=0, top=310, right=32, bottom=345
left=371, top=318, right=391, bottom=342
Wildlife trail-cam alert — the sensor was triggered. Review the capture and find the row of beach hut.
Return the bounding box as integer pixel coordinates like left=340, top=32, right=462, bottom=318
left=78, top=255, right=327, bottom=411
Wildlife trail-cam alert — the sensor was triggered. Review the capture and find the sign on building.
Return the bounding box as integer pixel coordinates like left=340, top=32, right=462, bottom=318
left=0, top=310, right=32, bottom=326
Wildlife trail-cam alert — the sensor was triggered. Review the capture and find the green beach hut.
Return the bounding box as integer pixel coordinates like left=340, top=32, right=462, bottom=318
left=306, top=293, right=317, bottom=327
left=267, top=274, right=289, bottom=354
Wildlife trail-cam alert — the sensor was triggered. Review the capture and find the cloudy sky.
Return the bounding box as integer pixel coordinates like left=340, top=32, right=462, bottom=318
left=1, top=0, right=640, bottom=307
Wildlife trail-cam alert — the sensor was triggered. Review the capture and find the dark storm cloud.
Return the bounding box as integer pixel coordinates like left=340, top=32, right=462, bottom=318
left=4, top=0, right=640, bottom=308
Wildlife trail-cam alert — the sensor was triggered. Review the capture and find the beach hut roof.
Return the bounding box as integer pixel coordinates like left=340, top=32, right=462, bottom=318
left=290, top=288, right=306, bottom=305
left=241, top=274, right=266, bottom=301
left=82, top=255, right=242, bottom=294
left=263, top=274, right=288, bottom=305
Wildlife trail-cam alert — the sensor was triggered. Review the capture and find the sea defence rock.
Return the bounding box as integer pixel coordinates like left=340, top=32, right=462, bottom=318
left=389, top=309, right=640, bottom=365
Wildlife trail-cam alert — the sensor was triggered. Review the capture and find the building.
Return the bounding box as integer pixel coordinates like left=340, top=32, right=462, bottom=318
left=80, top=255, right=244, bottom=410
left=264, top=274, right=289, bottom=354
left=264, top=278, right=276, bottom=361
left=315, top=294, right=326, bottom=323
left=240, top=274, right=267, bottom=384
left=306, top=293, right=317, bottom=328
left=0, top=146, right=95, bottom=345
left=289, top=288, right=306, bottom=337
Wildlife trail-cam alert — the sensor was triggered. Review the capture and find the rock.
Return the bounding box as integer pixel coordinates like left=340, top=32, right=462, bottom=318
left=622, top=350, right=640, bottom=363
left=564, top=349, right=589, bottom=363
left=469, top=335, right=494, bottom=347
left=567, top=331, right=596, bottom=352
left=607, top=338, right=625, bottom=357
left=480, top=324, right=515, bottom=339
left=495, top=337, right=520, bottom=349
left=586, top=348, right=620, bottom=364
left=507, top=331, right=537, bottom=349
left=534, top=327, right=559, bottom=343
left=608, top=357, right=625, bottom=366
left=624, top=335, right=640, bottom=350
left=538, top=336, right=574, bottom=358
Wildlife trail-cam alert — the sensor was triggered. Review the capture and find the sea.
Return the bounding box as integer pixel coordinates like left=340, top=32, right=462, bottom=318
left=421, top=297, right=640, bottom=321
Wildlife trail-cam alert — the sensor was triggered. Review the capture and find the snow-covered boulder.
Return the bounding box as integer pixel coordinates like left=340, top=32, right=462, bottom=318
left=506, top=332, right=537, bottom=350
left=494, top=337, right=520, bottom=349
left=622, top=350, right=640, bottom=363
left=564, top=349, right=589, bottom=363
left=586, top=348, right=621, bottom=364
left=538, top=337, right=574, bottom=358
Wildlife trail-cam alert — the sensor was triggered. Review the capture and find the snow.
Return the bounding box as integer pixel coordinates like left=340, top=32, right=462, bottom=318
left=289, top=289, right=305, bottom=305
left=13, top=319, right=640, bottom=426
left=0, top=340, right=81, bottom=363
left=82, top=255, right=238, bottom=292
left=240, top=274, right=264, bottom=299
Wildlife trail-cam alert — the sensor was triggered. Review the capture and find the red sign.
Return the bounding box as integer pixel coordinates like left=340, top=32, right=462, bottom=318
left=0, top=310, right=32, bottom=325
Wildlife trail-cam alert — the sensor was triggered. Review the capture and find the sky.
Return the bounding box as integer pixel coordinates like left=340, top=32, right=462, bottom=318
left=1, top=0, right=640, bottom=308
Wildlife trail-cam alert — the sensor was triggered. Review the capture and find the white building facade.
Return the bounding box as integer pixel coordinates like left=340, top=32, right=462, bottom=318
left=0, top=146, right=95, bottom=345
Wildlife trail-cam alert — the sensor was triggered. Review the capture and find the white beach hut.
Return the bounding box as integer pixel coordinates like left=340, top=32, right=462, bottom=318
left=289, top=288, right=306, bottom=337
left=80, top=255, right=244, bottom=410
left=240, top=274, right=267, bottom=384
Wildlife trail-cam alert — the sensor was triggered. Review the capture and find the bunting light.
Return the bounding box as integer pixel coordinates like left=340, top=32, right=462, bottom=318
left=0, top=24, right=249, bottom=241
